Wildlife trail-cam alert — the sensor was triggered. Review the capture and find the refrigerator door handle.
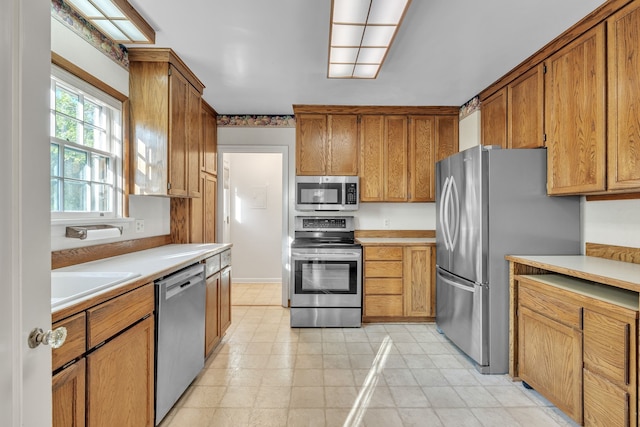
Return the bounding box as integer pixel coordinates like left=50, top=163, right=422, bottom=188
left=438, top=271, right=475, bottom=293
left=440, top=176, right=452, bottom=250
left=449, top=177, right=460, bottom=249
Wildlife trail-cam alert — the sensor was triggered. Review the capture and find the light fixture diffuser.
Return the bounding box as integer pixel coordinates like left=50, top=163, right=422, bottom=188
left=62, top=0, right=155, bottom=44
left=328, top=0, right=411, bottom=79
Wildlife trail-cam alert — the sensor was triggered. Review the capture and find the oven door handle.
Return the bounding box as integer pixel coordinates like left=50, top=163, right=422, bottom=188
left=291, top=252, right=362, bottom=260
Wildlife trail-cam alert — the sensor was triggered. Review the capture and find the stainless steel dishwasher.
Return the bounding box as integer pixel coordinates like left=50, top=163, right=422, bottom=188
left=154, top=263, right=205, bottom=425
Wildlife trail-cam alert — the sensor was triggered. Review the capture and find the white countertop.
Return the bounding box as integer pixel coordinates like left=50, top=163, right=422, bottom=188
left=507, top=254, right=640, bottom=292
left=357, top=237, right=436, bottom=244
left=52, top=243, right=231, bottom=315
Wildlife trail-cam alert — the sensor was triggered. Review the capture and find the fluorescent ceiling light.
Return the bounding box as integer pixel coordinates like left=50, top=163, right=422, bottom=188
left=328, top=0, right=411, bottom=79
left=63, top=0, right=155, bottom=44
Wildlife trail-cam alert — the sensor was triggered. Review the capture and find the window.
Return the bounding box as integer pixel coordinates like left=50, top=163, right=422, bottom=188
left=50, top=66, right=123, bottom=219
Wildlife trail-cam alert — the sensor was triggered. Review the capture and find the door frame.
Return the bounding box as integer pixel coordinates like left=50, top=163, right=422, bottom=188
left=2, top=0, right=52, bottom=425
left=217, top=144, right=290, bottom=307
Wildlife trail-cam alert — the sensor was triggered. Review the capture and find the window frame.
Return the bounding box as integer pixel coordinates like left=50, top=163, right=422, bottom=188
left=50, top=64, right=125, bottom=221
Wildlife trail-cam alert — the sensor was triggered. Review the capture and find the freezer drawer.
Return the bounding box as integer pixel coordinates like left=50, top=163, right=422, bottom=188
left=436, top=267, right=488, bottom=367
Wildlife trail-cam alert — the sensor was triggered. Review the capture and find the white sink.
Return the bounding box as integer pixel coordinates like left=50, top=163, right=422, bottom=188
left=51, top=271, right=140, bottom=308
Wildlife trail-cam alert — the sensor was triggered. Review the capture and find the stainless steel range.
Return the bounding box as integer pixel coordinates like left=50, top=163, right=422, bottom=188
left=290, top=216, right=362, bottom=328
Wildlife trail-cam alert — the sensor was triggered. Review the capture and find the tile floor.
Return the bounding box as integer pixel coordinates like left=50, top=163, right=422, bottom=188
left=232, top=282, right=283, bottom=306
left=159, top=284, right=579, bottom=427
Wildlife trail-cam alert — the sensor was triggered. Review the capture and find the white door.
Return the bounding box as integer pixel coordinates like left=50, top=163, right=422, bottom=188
left=1, top=1, right=53, bottom=426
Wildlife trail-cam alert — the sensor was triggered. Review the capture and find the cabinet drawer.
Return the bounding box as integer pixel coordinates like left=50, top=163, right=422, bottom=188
left=364, top=246, right=403, bottom=261
left=87, top=284, right=154, bottom=348
left=365, top=261, right=403, bottom=278
left=583, top=309, right=635, bottom=386
left=518, top=281, right=582, bottom=329
left=364, top=278, right=402, bottom=295
left=52, top=312, right=86, bottom=371
left=221, top=249, right=232, bottom=269
left=365, top=278, right=403, bottom=295
left=583, top=368, right=630, bottom=427
left=365, top=295, right=403, bottom=317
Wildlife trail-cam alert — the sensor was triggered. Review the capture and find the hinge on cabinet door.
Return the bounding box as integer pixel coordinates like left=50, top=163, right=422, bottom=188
left=543, top=64, right=547, bottom=74
left=168, top=67, right=172, bottom=76
left=543, top=134, right=547, bottom=143
left=167, top=182, right=172, bottom=190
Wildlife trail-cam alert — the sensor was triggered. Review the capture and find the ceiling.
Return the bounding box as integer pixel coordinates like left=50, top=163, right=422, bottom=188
left=127, top=0, right=606, bottom=115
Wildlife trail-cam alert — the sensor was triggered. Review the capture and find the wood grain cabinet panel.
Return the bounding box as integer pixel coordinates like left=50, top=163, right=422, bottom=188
left=481, top=88, right=507, bottom=148
left=359, top=115, right=385, bottom=201
left=545, top=24, right=606, bottom=195
left=365, top=261, right=403, bottom=278
left=168, top=67, right=189, bottom=196
left=365, top=295, right=404, bottom=317
left=86, top=284, right=154, bottom=348
left=52, top=312, right=86, bottom=372
left=507, top=64, right=545, bottom=149
left=607, top=2, right=640, bottom=191
left=202, top=101, right=218, bottom=176
left=53, top=358, right=86, bottom=427
left=205, top=272, right=221, bottom=357
left=220, top=266, right=232, bottom=335
left=328, top=114, right=359, bottom=175
left=296, top=114, right=327, bottom=175
left=384, top=116, right=409, bottom=201
left=584, top=368, right=631, bottom=427
left=365, top=246, right=403, bottom=261
left=403, top=246, right=433, bottom=317
left=408, top=116, right=434, bottom=202
left=190, top=172, right=217, bottom=244
left=517, top=305, right=583, bottom=424
left=86, top=315, right=154, bottom=427
left=186, top=82, right=201, bottom=197
left=518, top=283, right=582, bottom=329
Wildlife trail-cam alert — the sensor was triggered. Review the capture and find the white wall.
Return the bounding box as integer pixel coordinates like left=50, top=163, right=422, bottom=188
left=227, top=153, right=282, bottom=282
left=459, top=110, right=481, bottom=151
left=50, top=18, right=170, bottom=251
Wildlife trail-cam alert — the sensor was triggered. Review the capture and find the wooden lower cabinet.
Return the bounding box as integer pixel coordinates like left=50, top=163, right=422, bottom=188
left=518, top=305, right=583, bottom=423
left=220, top=266, right=232, bottom=335
left=86, top=315, right=155, bottom=427
left=53, top=359, right=86, bottom=427
left=515, top=274, right=639, bottom=427
left=205, top=272, right=221, bottom=357
left=363, top=244, right=434, bottom=321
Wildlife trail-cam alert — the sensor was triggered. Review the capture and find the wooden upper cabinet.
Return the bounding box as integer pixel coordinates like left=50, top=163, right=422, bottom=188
left=295, top=113, right=358, bottom=176
left=128, top=48, right=205, bottom=197
left=328, top=114, right=359, bottom=175
left=384, top=116, right=409, bottom=201
left=186, top=82, right=201, bottom=197
left=545, top=25, right=606, bottom=195
left=359, top=115, right=385, bottom=201
left=508, top=64, right=545, bottom=149
left=202, top=101, right=218, bottom=176
left=435, top=116, right=459, bottom=162
left=296, top=114, right=327, bottom=175
left=607, top=1, right=640, bottom=191
left=408, top=116, right=434, bottom=202
left=481, top=88, right=507, bottom=148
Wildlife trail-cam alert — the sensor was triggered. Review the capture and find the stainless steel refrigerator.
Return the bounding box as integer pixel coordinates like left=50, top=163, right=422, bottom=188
left=435, top=145, right=580, bottom=374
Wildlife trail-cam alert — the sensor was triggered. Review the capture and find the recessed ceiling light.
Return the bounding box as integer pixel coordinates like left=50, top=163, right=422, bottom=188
left=328, top=0, right=411, bottom=79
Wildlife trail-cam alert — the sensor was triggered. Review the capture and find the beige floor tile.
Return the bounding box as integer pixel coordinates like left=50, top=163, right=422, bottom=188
left=398, top=408, right=443, bottom=427
left=209, top=408, right=251, bottom=427
left=441, top=368, right=481, bottom=386
left=289, top=386, right=326, bottom=408
left=293, top=369, right=324, bottom=386
left=485, top=385, right=538, bottom=407
left=254, top=385, right=292, bottom=408
left=325, top=408, right=351, bottom=426
left=295, top=354, right=324, bottom=369
left=411, top=368, right=449, bottom=387
left=219, top=385, right=258, bottom=408
left=361, top=408, right=404, bottom=427
left=287, top=408, right=325, bottom=427
left=325, top=385, right=359, bottom=408
left=324, top=368, right=355, bottom=386
left=382, top=369, right=418, bottom=386
left=454, top=386, right=501, bottom=408
left=163, top=407, right=215, bottom=427
left=434, top=408, right=483, bottom=426
left=249, top=408, right=289, bottom=427
left=261, top=368, right=294, bottom=387
left=507, top=407, right=578, bottom=427
left=388, top=386, right=429, bottom=408
left=323, top=354, right=352, bottom=369
left=181, top=385, right=226, bottom=408
left=470, top=408, right=520, bottom=427
left=422, top=386, right=466, bottom=408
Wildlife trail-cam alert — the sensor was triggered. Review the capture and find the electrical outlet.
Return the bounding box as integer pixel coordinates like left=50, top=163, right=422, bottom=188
left=383, top=218, right=390, bottom=229
left=135, top=219, right=145, bottom=233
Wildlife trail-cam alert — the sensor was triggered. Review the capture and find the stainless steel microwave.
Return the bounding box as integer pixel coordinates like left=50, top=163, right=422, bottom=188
left=295, top=176, right=359, bottom=211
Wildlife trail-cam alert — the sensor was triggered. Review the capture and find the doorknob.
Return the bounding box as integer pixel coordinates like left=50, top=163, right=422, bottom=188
left=28, top=326, right=67, bottom=349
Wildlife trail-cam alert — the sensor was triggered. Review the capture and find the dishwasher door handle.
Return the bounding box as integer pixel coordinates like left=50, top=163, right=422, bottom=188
left=165, top=278, right=203, bottom=300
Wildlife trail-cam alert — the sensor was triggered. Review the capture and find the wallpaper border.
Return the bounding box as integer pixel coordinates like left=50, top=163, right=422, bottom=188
left=217, top=115, right=296, bottom=128
left=51, top=0, right=129, bottom=70
left=459, top=96, right=480, bottom=120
